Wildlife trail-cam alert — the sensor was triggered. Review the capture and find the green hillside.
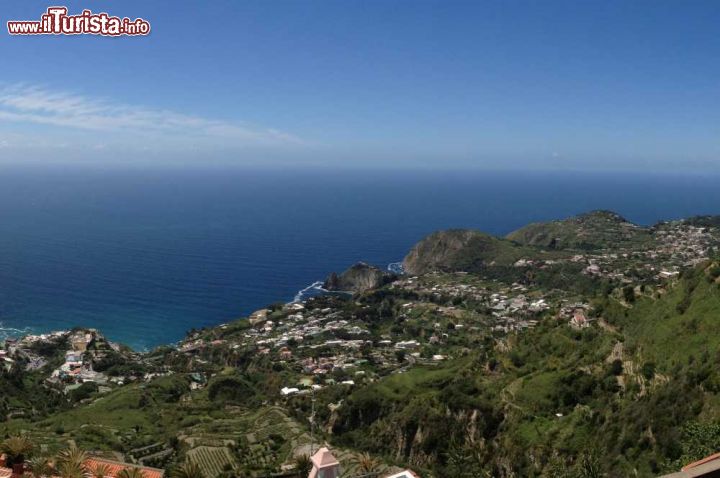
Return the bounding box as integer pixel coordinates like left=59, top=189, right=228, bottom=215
left=618, top=263, right=720, bottom=369
left=329, top=260, right=720, bottom=477
left=506, top=210, right=652, bottom=250
left=402, top=229, right=535, bottom=275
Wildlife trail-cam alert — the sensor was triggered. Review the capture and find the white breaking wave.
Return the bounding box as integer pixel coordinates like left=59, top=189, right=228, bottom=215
left=0, top=322, right=32, bottom=340
left=292, top=260, right=404, bottom=304
left=293, top=280, right=327, bottom=303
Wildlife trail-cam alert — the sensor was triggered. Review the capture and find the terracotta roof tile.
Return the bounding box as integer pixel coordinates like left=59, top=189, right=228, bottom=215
left=86, top=458, right=164, bottom=478
left=682, top=451, right=720, bottom=471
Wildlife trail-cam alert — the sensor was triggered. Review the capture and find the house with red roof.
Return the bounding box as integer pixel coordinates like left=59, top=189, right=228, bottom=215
left=660, top=451, right=720, bottom=477
left=85, top=457, right=164, bottom=478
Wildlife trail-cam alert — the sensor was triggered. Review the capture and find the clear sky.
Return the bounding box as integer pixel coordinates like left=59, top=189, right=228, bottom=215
left=1, top=0, right=719, bottom=170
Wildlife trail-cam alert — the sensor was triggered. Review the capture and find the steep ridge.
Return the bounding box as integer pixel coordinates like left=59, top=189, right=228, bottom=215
left=402, top=229, right=530, bottom=275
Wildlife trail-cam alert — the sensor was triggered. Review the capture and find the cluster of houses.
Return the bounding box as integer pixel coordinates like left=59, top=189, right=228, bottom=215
left=390, top=272, right=491, bottom=301
left=392, top=275, right=552, bottom=334
left=1, top=331, right=67, bottom=375
left=174, top=271, right=575, bottom=400
left=550, top=301, right=593, bottom=329
left=487, top=288, right=549, bottom=333
left=48, top=331, right=104, bottom=384
left=0, top=329, right=151, bottom=395
left=564, top=222, right=719, bottom=285
left=1, top=331, right=68, bottom=372
left=170, top=259, right=611, bottom=403
left=40, top=330, right=116, bottom=392
left=0, top=349, right=13, bottom=372
left=653, top=223, right=718, bottom=267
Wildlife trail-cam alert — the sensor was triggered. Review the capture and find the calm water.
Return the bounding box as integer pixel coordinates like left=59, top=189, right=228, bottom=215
left=0, top=166, right=718, bottom=350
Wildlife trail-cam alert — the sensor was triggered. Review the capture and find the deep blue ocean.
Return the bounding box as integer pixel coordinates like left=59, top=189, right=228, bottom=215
left=0, top=166, right=719, bottom=350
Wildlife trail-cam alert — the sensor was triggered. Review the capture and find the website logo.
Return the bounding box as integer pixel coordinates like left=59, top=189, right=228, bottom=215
left=7, top=7, right=151, bottom=36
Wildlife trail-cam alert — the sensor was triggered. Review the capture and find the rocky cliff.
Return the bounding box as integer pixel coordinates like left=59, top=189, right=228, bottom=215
left=323, top=262, right=395, bottom=293
left=402, top=229, right=527, bottom=275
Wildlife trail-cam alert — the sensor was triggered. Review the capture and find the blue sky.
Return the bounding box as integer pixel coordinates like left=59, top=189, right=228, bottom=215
left=1, top=0, right=719, bottom=170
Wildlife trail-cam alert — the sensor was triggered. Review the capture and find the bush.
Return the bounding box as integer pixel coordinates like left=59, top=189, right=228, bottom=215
left=207, top=375, right=256, bottom=405
left=70, top=382, right=98, bottom=402
left=641, top=362, right=656, bottom=380
left=609, top=359, right=623, bottom=376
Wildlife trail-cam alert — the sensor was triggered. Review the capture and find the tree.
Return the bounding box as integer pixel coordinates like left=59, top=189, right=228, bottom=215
left=352, top=452, right=381, bottom=474
left=170, top=461, right=205, bottom=478
left=90, top=463, right=112, bottom=478
left=293, top=454, right=313, bottom=478
left=444, top=441, right=488, bottom=478
left=207, top=376, right=255, bottom=404
left=669, top=421, right=720, bottom=470
left=55, top=446, right=88, bottom=478
left=1, top=435, right=34, bottom=468
left=622, top=286, right=635, bottom=303
left=27, top=456, right=54, bottom=478
left=55, top=461, right=88, bottom=478
left=117, top=468, right=147, bottom=478
left=641, top=362, right=656, bottom=380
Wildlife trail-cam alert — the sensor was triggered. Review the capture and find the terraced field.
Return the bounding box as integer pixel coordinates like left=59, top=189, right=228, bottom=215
left=188, top=445, right=235, bottom=477
left=181, top=406, right=314, bottom=476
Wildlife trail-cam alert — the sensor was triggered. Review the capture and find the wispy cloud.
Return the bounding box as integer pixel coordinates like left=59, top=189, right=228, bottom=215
left=0, top=84, right=303, bottom=147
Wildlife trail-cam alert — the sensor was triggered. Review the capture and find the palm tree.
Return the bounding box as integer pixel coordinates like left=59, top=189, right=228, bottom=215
left=1, top=435, right=34, bottom=475
left=89, top=463, right=111, bottom=478
left=55, top=460, right=88, bottom=478
left=55, top=461, right=87, bottom=478
left=293, top=454, right=313, bottom=478
left=170, top=461, right=205, bottom=478
left=352, top=452, right=380, bottom=474
left=55, top=446, right=88, bottom=478
left=116, top=467, right=147, bottom=478
left=27, top=455, right=54, bottom=478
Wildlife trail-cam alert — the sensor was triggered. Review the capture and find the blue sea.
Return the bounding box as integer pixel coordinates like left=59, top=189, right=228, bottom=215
left=0, top=166, right=719, bottom=350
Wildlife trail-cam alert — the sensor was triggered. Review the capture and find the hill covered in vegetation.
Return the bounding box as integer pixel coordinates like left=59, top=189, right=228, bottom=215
left=402, top=229, right=533, bottom=275
left=330, top=260, right=720, bottom=476
left=506, top=210, right=652, bottom=250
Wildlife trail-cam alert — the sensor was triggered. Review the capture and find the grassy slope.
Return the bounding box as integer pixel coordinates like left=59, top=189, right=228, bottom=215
left=621, top=269, right=720, bottom=369
left=493, top=263, right=720, bottom=476
left=0, top=375, right=191, bottom=452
